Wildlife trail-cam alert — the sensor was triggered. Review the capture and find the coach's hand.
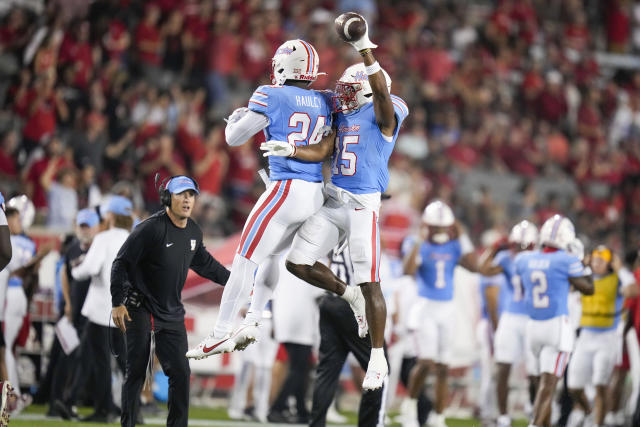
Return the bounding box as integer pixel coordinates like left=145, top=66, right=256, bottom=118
left=112, top=305, right=132, bottom=332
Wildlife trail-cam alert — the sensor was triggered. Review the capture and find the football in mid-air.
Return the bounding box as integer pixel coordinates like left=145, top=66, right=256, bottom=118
left=335, top=12, right=367, bottom=42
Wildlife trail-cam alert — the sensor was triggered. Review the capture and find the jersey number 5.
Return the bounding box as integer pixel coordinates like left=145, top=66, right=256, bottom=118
left=332, top=135, right=360, bottom=176
left=531, top=270, right=550, bottom=308
left=287, top=113, right=326, bottom=146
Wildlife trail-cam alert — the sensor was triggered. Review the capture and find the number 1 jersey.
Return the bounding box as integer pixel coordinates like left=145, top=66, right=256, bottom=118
left=248, top=84, right=333, bottom=182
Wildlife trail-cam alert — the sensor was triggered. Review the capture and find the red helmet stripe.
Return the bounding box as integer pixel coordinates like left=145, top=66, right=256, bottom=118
left=299, top=40, right=313, bottom=74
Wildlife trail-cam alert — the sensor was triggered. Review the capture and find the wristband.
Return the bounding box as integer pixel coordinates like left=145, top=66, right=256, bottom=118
left=290, top=145, right=297, bottom=157
left=365, top=61, right=381, bottom=75
left=582, top=266, right=593, bottom=276
left=359, top=48, right=372, bottom=57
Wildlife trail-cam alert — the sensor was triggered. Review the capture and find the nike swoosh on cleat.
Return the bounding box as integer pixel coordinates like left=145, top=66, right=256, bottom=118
left=203, top=338, right=229, bottom=353
left=166, top=243, right=174, bottom=247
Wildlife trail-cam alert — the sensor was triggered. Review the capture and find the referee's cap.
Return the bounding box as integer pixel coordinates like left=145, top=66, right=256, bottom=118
left=106, top=196, right=133, bottom=216
left=76, top=208, right=100, bottom=227
left=167, top=176, right=199, bottom=195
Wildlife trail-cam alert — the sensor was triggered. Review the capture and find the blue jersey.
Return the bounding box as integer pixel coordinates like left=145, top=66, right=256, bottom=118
left=479, top=274, right=507, bottom=323
left=494, top=249, right=529, bottom=315
left=515, top=250, right=585, bottom=321
left=7, top=234, right=36, bottom=288
left=415, top=239, right=462, bottom=301
left=248, top=85, right=332, bottom=182
left=331, top=95, right=409, bottom=194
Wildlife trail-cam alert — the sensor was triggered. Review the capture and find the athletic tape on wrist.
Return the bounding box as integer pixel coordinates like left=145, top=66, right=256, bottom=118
left=365, top=61, right=381, bottom=75
left=290, top=144, right=297, bottom=157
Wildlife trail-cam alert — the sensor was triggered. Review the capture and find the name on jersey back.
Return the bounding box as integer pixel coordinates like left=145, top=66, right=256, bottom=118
left=528, top=258, right=550, bottom=269
left=295, top=95, right=322, bottom=108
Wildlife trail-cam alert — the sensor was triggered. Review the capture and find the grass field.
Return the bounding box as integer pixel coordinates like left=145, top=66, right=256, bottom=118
left=10, top=404, right=530, bottom=426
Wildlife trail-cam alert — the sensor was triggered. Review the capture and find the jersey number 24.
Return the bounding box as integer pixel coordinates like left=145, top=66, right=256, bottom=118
left=287, top=113, right=326, bottom=146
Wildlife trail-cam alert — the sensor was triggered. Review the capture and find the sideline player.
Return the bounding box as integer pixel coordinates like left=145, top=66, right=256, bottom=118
left=400, top=200, right=485, bottom=427
left=567, top=246, right=637, bottom=427
left=515, top=215, right=593, bottom=427
left=260, top=14, right=409, bottom=390
left=481, top=220, right=539, bottom=427
left=186, top=39, right=334, bottom=358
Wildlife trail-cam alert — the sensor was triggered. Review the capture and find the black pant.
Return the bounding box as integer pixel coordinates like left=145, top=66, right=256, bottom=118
left=310, top=295, right=386, bottom=427
left=65, top=321, right=125, bottom=416
left=399, top=357, right=431, bottom=426
left=121, top=307, right=190, bottom=427
left=271, top=342, right=312, bottom=419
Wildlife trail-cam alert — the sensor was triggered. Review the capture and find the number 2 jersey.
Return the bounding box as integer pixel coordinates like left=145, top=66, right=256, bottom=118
left=248, top=84, right=333, bottom=182
left=515, top=250, right=586, bottom=321
left=331, top=95, right=409, bottom=194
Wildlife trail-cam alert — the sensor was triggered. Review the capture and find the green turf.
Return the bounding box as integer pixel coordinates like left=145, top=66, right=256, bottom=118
left=12, top=404, right=529, bottom=426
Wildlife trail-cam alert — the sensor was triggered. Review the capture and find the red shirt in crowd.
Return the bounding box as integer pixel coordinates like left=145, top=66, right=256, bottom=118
left=22, top=92, right=57, bottom=143
left=135, top=21, right=161, bottom=66
left=536, top=89, right=567, bottom=124
left=207, top=32, right=241, bottom=75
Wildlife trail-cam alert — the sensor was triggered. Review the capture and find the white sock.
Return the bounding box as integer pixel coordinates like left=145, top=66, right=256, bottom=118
left=341, top=285, right=357, bottom=303
left=245, top=255, right=280, bottom=325
left=370, top=347, right=386, bottom=366
left=214, top=254, right=258, bottom=337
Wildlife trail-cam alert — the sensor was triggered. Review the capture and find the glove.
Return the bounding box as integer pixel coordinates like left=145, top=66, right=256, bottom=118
left=224, top=107, right=250, bottom=125
left=349, top=16, right=377, bottom=52
left=260, top=140, right=295, bottom=157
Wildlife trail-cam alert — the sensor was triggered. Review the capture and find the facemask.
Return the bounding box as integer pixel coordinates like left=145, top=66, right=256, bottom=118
left=431, top=232, right=450, bottom=244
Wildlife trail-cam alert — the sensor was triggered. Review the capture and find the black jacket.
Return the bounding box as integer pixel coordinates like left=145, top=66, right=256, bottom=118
left=111, top=210, right=229, bottom=323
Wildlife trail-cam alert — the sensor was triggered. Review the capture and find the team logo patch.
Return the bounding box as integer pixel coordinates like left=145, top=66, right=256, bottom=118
left=353, top=71, right=368, bottom=82
left=276, top=47, right=294, bottom=55
left=191, top=239, right=196, bottom=251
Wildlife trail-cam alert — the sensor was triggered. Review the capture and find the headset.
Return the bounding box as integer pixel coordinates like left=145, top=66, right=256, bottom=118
left=154, top=173, right=200, bottom=207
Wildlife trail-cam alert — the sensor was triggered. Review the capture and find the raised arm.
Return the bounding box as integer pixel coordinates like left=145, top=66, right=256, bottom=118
left=360, top=50, right=396, bottom=136
left=570, top=275, right=594, bottom=295
left=403, top=241, right=422, bottom=276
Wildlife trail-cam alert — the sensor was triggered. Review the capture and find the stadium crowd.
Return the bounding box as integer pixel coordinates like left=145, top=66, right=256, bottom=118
left=1, top=0, right=640, bottom=425
left=0, top=0, right=636, bottom=248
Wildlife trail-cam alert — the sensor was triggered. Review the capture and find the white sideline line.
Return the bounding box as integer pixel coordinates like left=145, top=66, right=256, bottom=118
left=13, top=413, right=357, bottom=427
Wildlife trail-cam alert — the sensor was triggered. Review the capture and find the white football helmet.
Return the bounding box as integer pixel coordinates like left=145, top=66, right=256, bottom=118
left=271, top=39, right=321, bottom=86
left=422, top=200, right=455, bottom=227
left=7, top=195, right=35, bottom=230
left=508, top=220, right=539, bottom=250
left=566, top=237, right=585, bottom=261
left=539, top=214, right=575, bottom=250
left=334, top=62, right=391, bottom=113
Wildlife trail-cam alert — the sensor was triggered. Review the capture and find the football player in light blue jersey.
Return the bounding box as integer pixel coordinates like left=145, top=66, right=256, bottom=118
left=514, top=215, right=593, bottom=427
left=259, top=14, right=407, bottom=391
left=400, top=200, right=486, bottom=427
left=187, top=39, right=334, bottom=359
left=480, top=220, right=539, bottom=427
left=3, top=201, right=51, bottom=415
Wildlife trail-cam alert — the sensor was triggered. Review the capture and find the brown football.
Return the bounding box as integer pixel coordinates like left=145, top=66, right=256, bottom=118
left=335, top=12, right=367, bottom=42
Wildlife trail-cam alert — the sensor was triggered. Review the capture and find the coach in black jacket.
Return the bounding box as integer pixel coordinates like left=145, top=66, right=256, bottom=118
left=111, top=176, right=230, bottom=427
